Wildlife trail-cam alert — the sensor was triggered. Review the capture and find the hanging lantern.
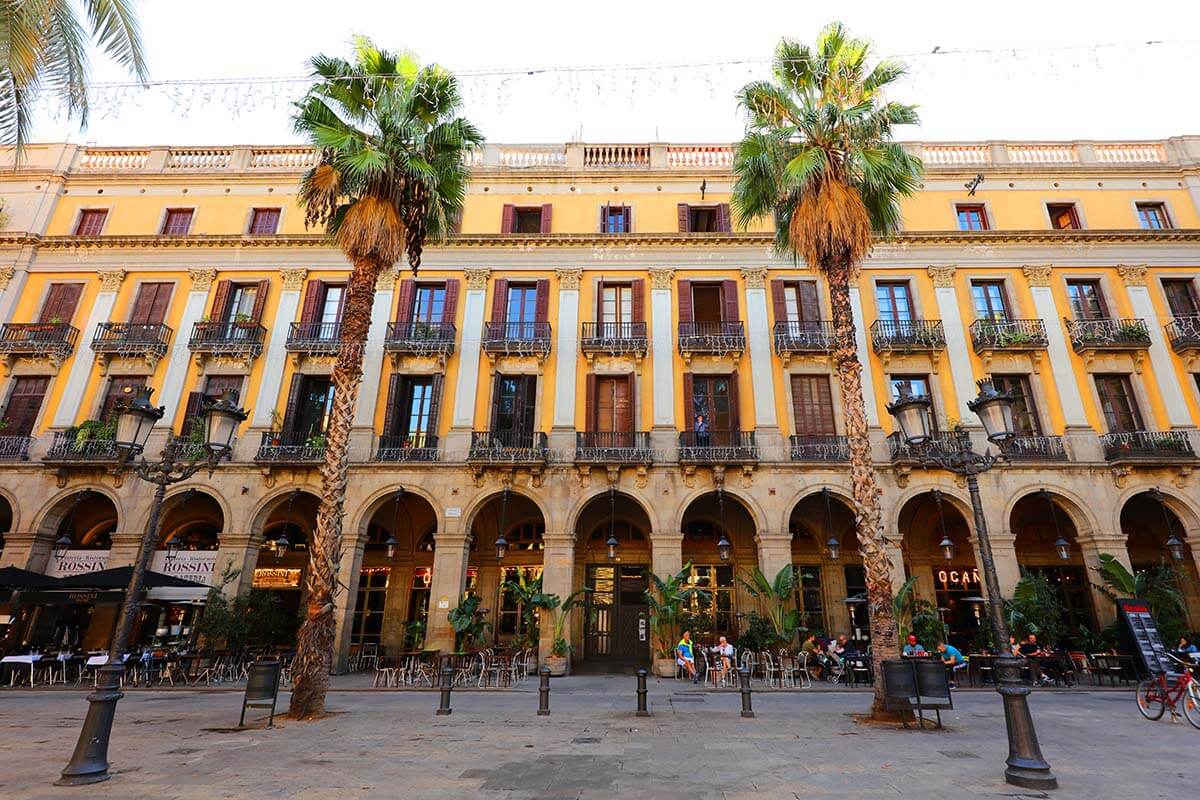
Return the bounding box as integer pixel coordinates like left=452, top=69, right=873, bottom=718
left=717, top=532, right=732, bottom=562
left=939, top=535, right=955, bottom=562
left=826, top=535, right=841, bottom=562
left=932, top=490, right=954, bottom=561
left=165, top=533, right=182, bottom=562
left=606, top=533, right=619, bottom=561
left=1041, top=489, right=1070, bottom=562
left=494, top=488, right=511, bottom=561
left=495, top=534, right=508, bottom=561
left=822, top=488, right=840, bottom=561
left=275, top=531, right=290, bottom=559
left=606, top=487, right=619, bottom=561
left=54, top=533, right=73, bottom=561
left=1053, top=536, right=1070, bottom=561
left=1151, top=488, right=1187, bottom=563
left=384, top=535, right=398, bottom=560
left=1166, top=534, right=1185, bottom=562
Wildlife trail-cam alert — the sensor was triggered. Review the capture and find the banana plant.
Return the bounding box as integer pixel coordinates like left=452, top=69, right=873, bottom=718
left=738, top=565, right=801, bottom=645
left=644, top=564, right=710, bottom=659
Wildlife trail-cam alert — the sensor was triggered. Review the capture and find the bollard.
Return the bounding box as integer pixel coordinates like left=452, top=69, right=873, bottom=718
left=537, top=666, right=551, bottom=716
left=436, top=666, right=454, bottom=716
left=739, top=666, right=755, bottom=718
left=635, top=668, right=650, bottom=717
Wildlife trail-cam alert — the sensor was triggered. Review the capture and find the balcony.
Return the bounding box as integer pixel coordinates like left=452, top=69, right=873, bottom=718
left=481, top=322, right=552, bottom=360
left=254, top=430, right=326, bottom=465
left=375, top=433, right=439, bottom=462
left=1066, top=318, right=1151, bottom=355
left=887, top=431, right=967, bottom=463
left=575, top=431, right=653, bottom=464
left=773, top=321, right=835, bottom=362
left=45, top=430, right=118, bottom=463
left=384, top=321, right=456, bottom=359
left=90, top=322, right=172, bottom=371
left=789, top=435, right=849, bottom=462
left=188, top=320, right=266, bottom=365
left=678, top=430, right=758, bottom=464
left=164, top=434, right=233, bottom=463
left=969, top=319, right=1048, bottom=354
left=870, top=320, right=945, bottom=355
left=1166, top=315, right=1200, bottom=357
left=467, top=430, right=549, bottom=465
left=286, top=322, right=342, bottom=357
left=678, top=321, right=745, bottom=360
left=1100, top=431, right=1196, bottom=464
left=0, top=323, right=80, bottom=367
left=580, top=322, right=648, bottom=359
left=999, top=435, right=1068, bottom=462
left=0, top=436, right=34, bottom=461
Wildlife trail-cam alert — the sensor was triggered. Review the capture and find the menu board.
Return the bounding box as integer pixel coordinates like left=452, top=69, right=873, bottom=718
left=1116, top=598, right=1172, bottom=676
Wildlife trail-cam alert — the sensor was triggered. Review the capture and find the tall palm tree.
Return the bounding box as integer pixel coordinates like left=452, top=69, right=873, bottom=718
left=731, top=23, right=922, bottom=717
left=1, top=0, right=148, bottom=150
left=289, top=38, right=482, bottom=718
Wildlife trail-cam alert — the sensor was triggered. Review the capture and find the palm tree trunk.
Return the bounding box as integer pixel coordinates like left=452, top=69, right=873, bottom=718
left=288, top=256, right=382, bottom=719
left=825, top=262, right=904, bottom=720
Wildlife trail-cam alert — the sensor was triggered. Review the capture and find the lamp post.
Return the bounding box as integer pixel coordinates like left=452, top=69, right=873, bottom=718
left=887, top=378, right=1056, bottom=791
left=57, top=388, right=247, bottom=786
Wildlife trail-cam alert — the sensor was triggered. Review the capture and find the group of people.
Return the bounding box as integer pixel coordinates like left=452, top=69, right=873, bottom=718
left=901, top=634, right=967, bottom=687
left=674, top=630, right=865, bottom=684
left=675, top=631, right=735, bottom=684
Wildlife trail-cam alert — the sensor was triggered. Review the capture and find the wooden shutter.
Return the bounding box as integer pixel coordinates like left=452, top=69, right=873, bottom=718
left=281, top=374, right=305, bottom=434
left=799, top=281, right=820, bottom=322
left=250, top=279, right=270, bottom=324
left=148, top=283, right=173, bottom=324
left=129, top=282, right=171, bottom=324
left=2, top=376, right=49, bottom=437
left=791, top=375, right=835, bottom=435
left=677, top=203, right=690, bottom=232
left=716, top=204, right=731, bottom=232
left=677, top=279, right=693, bottom=324
left=180, top=391, right=204, bottom=436
left=626, top=372, right=637, bottom=432
left=728, top=370, right=741, bottom=430
left=682, top=372, right=695, bottom=429
left=501, top=204, right=515, bottom=234
left=631, top=279, right=645, bottom=323
left=621, top=205, right=631, bottom=233
left=427, top=374, right=445, bottom=437
left=534, top=279, right=550, bottom=323
left=205, top=375, right=244, bottom=403
left=100, top=377, right=145, bottom=423
left=770, top=280, right=787, bottom=323
left=395, top=279, right=416, bottom=324
left=721, top=279, right=739, bottom=322
left=586, top=373, right=597, bottom=432
left=442, top=279, right=460, bottom=324
left=209, top=280, right=233, bottom=322
left=38, top=283, right=83, bottom=323
left=299, top=280, right=324, bottom=324
left=490, top=279, right=509, bottom=323
left=382, top=374, right=403, bottom=437
left=600, top=204, right=609, bottom=233
left=614, top=375, right=632, bottom=433
left=539, top=204, right=553, bottom=234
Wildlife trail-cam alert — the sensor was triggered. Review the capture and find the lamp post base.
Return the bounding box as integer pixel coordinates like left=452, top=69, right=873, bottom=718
left=995, top=655, right=1057, bottom=791
left=55, top=663, right=125, bottom=786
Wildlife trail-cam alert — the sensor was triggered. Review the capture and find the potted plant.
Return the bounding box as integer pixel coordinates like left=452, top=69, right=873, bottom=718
left=739, top=565, right=802, bottom=646
left=540, top=587, right=592, bottom=676
left=645, top=564, right=709, bottom=677
left=448, top=594, right=491, bottom=652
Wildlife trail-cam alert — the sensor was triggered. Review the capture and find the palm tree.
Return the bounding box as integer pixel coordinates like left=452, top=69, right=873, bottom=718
left=1, top=0, right=148, bottom=150
left=289, top=38, right=482, bottom=719
left=730, top=23, right=922, bottom=717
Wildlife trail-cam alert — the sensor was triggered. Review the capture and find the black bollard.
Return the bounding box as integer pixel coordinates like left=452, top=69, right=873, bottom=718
left=739, top=666, right=754, bottom=718
left=635, top=668, right=650, bottom=717
left=436, top=666, right=454, bottom=716
left=537, top=666, right=551, bottom=716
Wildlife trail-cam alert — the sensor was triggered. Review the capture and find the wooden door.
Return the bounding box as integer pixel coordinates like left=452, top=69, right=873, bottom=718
left=594, top=375, right=633, bottom=446
left=38, top=284, right=83, bottom=324
left=790, top=375, right=836, bottom=436
left=2, top=377, right=49, bottom=436
left=128, top=282, right=173, bottom=325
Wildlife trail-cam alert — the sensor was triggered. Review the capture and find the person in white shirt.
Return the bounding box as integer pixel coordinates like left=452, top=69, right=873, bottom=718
left=710, top=636, right=734, bottom=684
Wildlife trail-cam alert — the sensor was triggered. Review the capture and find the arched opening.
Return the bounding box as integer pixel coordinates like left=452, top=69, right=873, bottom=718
left=1121, top=491, right=1200, bottom=639
left=1011, top=491, right=1097, bottom=644
left=678, top=490, right=756, bottom=642
left=45, top=490, right=117, bottom=575
left=789, top=491, right=861, bottom=642
left=157, top=490, right=223, bottom=552
left=0, top=494, right=11, bottom=557
left=899, top=491, right=977, bottom=649
left=468, top=491, right=545, bottom=649
left=573, top=489, right=653, bottom=667
left=251, top=490, right=320, bottom=645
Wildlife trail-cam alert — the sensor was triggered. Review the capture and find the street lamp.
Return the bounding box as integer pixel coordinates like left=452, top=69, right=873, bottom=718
left=932, top=490, right=955, bottom=561
left=1150, top=488, right=1187, bottom=563
left=606, top=487, right=619, bottom=561
left=58, top=387, right=247, bottom=786
left=887, top=378, right=1057, bottom=791
left=53, top=533, right=73, bottom=562
left=822, top=488, right=840, bottom=560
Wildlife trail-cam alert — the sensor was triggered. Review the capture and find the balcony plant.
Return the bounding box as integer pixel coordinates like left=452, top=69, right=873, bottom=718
left=1117, top=321, right=1150, bottom=341
left=644, top=564, right=710, bottom=677
left=304, top=433, right=327, bottom=450
left=71, top=419, right=115, bottom=448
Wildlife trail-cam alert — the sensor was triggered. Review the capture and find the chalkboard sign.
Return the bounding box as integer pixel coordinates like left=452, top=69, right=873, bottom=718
left=240, top=660, right=282, bottom=728
left=1117, top=598, right=1172, bottom=677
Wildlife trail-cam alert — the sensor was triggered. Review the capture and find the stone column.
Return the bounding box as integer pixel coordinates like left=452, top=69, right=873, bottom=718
left=539, top=533, right=576, bottom=666
left=0, top=531, right=40, bottom=570
left=848, top=285, right=880, bottom=427
left=980, top=532, right=1022, bottom=599
left=242, top=269, right=306, bottom=459
left=425, top=533, right=471, bottom=652
left=447, top=268, right=490, bottom=454
left=1118, top=264, right=1192, bottom=427
left=332, top=538, right=367, bottom=673
left=214, top=533, right=259, bottom=598
left=928, top=266, right=977, bottom=423
left=1080, top=534, right=1131, bottom=627
left=549, top=269, right=581, bottom=455
left=650, top=531, right=683, bottom=579
left=648, top=268, right=677, bottom=454
left=51, top=269, right=126, bottom=428
left=155, top=269, right=217, bottom=437
left=884, top=539, right=907, bottom=595
left=350, top=270, right=397, bottom=460
left=741, top=267, right=782, bottom=454
left=754, top=532, right=792, bottom=582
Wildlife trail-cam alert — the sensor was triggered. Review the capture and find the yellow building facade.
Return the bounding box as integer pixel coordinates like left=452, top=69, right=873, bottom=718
left=0, top=139, right=1198, bottom=666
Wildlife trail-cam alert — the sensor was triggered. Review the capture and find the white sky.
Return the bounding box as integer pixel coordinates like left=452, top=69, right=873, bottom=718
left=30, top=0, right=1200, bottom=146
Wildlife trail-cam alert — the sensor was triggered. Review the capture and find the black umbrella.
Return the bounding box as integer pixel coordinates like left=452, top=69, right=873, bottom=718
left=56, top=567, right=207, bottom=590
left=0, top=566, right=61, bottom=589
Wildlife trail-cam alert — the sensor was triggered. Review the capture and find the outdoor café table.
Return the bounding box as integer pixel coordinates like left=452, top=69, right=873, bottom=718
left=967, top=654, right=996, bottom=687
left=1, top=653, right=41, bottom=686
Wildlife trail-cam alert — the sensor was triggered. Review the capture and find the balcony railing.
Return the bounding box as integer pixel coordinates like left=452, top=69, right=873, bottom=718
left=774, top=321, right=836, bottom=355
left=0, top=435, right=34, bottom=461
left=999, top=435, right=1068, bottom=462
left=575, top=431, right=652, bottom=464
left=384, top=321, right=456, bottom=357
left=0, top=323, right=80, bottom=361
left=789, top=435, right=849, bottom=462
left=286, top=322, right=343, bottom=355
left=887, top=431, right=967, bottom=462
left=580, top=322, right=648, bottom=357
left=188, top=320, right=266, bottom=358
left=969, top=319, right=1049, bottom=353
left=678, top=321, right=746, bottom=355
left=1166, top=315, right=1200, bottom=354
left=481, top=321, right=552, bottom=358
left=90, top=322, right=172, bottom=357
left=678, top=430, right=758, bottom=463
left=1066, top=318, right=1151, bottom=352
left=467, top=430, right=549, bottom=464
left=1100, top=431, right=1196, bottom=463
left=45, top=430, right=118, bottom=462
left=870, top=320, right=946, bottom=354
left=165, top=434, right=232, bottom=462
left=375, top=433, right=439, bottom=462
left=255, top=430, right=327, bottom=464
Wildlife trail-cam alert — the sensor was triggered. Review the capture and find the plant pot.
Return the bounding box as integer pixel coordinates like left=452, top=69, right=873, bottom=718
left=544, top=655, right=568, bottom=676
left=653, top=658, right=677, bottom=678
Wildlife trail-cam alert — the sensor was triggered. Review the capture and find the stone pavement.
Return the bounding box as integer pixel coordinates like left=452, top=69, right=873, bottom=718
left=2, top=676, right=1195, bottom=799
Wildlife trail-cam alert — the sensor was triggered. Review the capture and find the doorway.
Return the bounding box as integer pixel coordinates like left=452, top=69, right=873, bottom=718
left=584, top=564, right=649, bottom=667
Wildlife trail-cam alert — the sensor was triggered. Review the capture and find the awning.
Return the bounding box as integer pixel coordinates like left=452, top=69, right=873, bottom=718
left=57, top=566, right=209, bottom=590
left=0, top=566, right=62, bottom=589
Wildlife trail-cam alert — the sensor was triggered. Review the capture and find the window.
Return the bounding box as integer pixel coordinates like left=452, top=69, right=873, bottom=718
left=690, top=375, right=735, bottom=431
left=794, top=565, right=825, bottom=631
left=498, top=565, right=544, bottom=637
left=289, top=375, right=334, bottom=437
left=784, top=281, right=820, bottom=324
left=505, top=284, right=538, bottom=333
left=677, top=560, right=736, bottom=636
left=875, top=281, right=914, bottom=323
left=224, top=284, right=258, bottom=322
left=1047, top=203, right=1080, bottom=230
left=350, top=567, right=389, bottom=646
left=601, top=204, right=631, bottom=233
left=691, top=283, right=723, bottom=323
left=128, top=282, right=173, bottom=325
left=38, top=283, right=83, bottom=324
left=74, top=209, right=108, bottom=236
left=1066, top=280, right=1108, bottom=320
left=502, top=204, right=550, bottom=234
left=182, top=375, right=243, bottom=436
left=990, top=374, right=1042, bottom=437
left=160, top=209, right=194, bottom=235
left=412, top=284, right=447, bottom=324
left=677, top=203, right=730, bottom=233
left=407, top=567, right=433, bottom=623
left=248, top=208, right=281, bottom=235
left=1136, top=202, right=1171, bottom=230
left=1094, top=374, right=1143, bottom=433
left=1162, top=279, right=1199, bottom=318
left=491, top=374, right=537, bottom=443
left=600, top=283, right=632, bottom=327
left=970, top=280, right=1010, bottom=321
left=100, top=377, right=147, bottom=424
left=955, top=204, right=989, bottom=231
left=386, top=375, right=438, bottom=447
left=790, top=374, right=836, bottom=436
left=2, top=376, right=49, bottom=437
left=592, top=375, right=633, bottom=433
left=514, top=208, right=543, bottom=234
left=320, top=285, right=344, bottom=326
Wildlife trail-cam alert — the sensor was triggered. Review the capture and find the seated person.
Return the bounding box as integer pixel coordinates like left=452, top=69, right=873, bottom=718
left=1175, top=637, right=1199, bottom=656
left=902, top=634, right=927, bottom=657
left=710, top=636, right=734, bottom=683
left=936, top=641, right=968, bottom=687
left=801, top=633, right=823, bottom=679
left=834, top=634, right=857, bottom=659
left=1017, top=634, right=1056, bottom=686
left=676, top=630, right=698, bottom=684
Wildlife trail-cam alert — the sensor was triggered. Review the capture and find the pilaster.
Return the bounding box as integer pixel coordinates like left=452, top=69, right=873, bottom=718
left=1023, top=265, right=1089, bottom=429
left=1118, top=264, right=1192, bottom=428
left=249, top=268, right=306, bottom=435
left=539, top=533, right=576, bottom=667
left=449, top=268, right=490, bottom=445
left=425, top=533, right=472, bottom=652
left=332, top=538, right=367, bottom=672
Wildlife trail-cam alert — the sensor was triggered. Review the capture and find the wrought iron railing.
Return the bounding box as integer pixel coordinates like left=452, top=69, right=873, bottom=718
left=870, top=320, right=945, bottom=353
left=188, top=321, right=266, bottom=355
left=969, top=319, right=1048, bottom=352
left=255, top=430, right=327, bottom=463
left=0, top=435, right=34, bottom=460
left=467, top=430, right=549, bottom=463
left=90, top=322, right=172, bottom=356
left=384, top=321, right=456, bottom=356
left=165, top=435, right=233, bottom=462
left=789, top=435, right=849, bottom=461
left=481, top=322, right=552, bottom=357
left=1100, top=430, right=1196, bottom=462
left=1166, top=315, right=1200, bottom=353
left=0, top=323, right=80, bottom=359
left=678, top=430, right=758, bottom=462
left=286, top=322, right=343, bottom=353
left=580, top=322, right=648, bottom=356
left=375, top=433, right=440, bottom=462
left=678, top=321, right=746, bottom=353
left=45, top=430, right=118, bottom=461
left=575, top=431, right=652, bottom=463
left=773, top=321, right=836, bottom=354
left=999, top=435, right=1067, bottom=461
left=1066, top=317, right=1151, bottom=351
left=886, top=431, right=967, bottom=462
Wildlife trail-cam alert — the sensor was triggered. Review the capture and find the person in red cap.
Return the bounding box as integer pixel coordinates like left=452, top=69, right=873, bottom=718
left=902, top=634, right=927, bottom=657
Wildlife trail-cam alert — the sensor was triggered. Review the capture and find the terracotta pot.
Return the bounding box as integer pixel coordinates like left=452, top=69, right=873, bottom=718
left=653, top=658, right=677, bottom=678
left=544, top=655, right=568, bottom=676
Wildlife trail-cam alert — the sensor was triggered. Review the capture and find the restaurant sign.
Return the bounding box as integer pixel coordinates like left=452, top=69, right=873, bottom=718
left=253, top=567, right=302, bottom=589
left=46, top=550, right=110, bottom=578
left=936, top=567, right=981, bottom=592
left=150, top=551, right=217, bottom=585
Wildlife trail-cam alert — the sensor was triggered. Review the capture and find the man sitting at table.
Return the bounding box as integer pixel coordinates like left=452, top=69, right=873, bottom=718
left=801, top=633, right=823, bottom=679
left=936, top=642, right=968, bottom=688
left=1018, top=634, right=1058, bottom=686
left=902, top=634, right=927, bottom=657
left=677, top=630, right=698, bottom=684
left=710, top=636, right=734, bottom=684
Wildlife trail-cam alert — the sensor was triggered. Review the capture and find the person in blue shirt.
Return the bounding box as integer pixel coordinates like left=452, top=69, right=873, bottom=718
left=902, top=634, right=927, bottom=657
left=937, top=642, right=968, bottom=688
left=677, top=630, right=698, bottom=683
left=1176, top=637, right=1198, bottom=655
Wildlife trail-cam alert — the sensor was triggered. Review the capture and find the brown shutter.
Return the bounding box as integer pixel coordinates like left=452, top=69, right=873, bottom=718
left=585, top=373, right=597, bottom=432
left=728, top=370, right=741, bottom=430
left=281, top=373, right=305, bottom=434
left=148, top=283, right=173, bottom=324
left=427, top=374, right=445, bottom=438
left=682, top=372, right=695, bottom=429
left=770, top=280, right=787, bottom=323
left=128, top=283, right=157, bottom=324
left=38, top=283, right=83, bottom=323
left=250, top=279, right=270, bottom=324
left=600, top=204, right=609, bottom=233
left=791, top=375, right=835, bottom=435
left=798, top=281, right=820, bottom=322
left=722, top=279, right=739, bottom=322
left=539, top=204, right=553, bottom=234
left=626, top=372, right=637, bottom=432
left=382, top=374, right=402, bottom=438
left=716, top=204, right=731, bottom=232
left=677, top=279, right=693, bottom=324
left=594, top=278, right=605, bottom=323
left=622, top=205, right=632, bottom=233
left=501, top=204, right=515, bottom=234
left=534, top=279, right=550, bottom=323
left=209, top=280, right=233, bottom=322
left=299, top=280, right=323, bottom=324
left=395, top=279, right=416, bottom=324
left=2, top=377, right=49, bottom=437
left=631, top=279, right=645, bottom=323
left=490, top=278, right=508, bottom=323
left=614, top=376, right=632, bottom=433
left=180, top=391, right=204, bottom=435
left=442, top=278, right=460, bottom=325
left=677, top=203, right=690, bottom=232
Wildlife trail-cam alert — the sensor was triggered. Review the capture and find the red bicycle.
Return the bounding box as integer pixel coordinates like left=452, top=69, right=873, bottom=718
left=1136, top=654, right=1200, bottom=729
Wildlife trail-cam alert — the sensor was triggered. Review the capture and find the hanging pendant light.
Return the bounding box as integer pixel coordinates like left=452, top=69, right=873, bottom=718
left=1150, top=488, right=1186, bottom=562
left=274, top=531, right=290, bottom=559
left=54, top=533, right=73, bottom=562
left=165, top=534, right=182, bottom=562
left=932, top=490, right=955, bottom=561
left=495, top=488, right=511, bottom=561
left=716, top=487, right=731, bottom=561
left=822, top=488, right=840, bottom=561
left=606, top=487, right=619, bottom=561
left=1041, top=489, right=1070, bottom=561
left=54, top=490, right=89, bottom=562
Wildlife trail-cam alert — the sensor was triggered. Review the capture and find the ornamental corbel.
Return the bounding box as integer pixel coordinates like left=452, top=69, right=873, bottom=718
left=464, top=268, right=491, bottom=291
left=97, top=269, right=126, bottom=292
left=1021, top=264, right=1053, bottom=288
left=0, top=267, right=14, bottom=290
left=648, top=268, right=675, bottom=290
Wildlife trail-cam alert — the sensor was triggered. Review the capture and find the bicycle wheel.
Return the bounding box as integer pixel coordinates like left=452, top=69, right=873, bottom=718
left=1182, top=681, right=1200, bottom=730
left=1136, top=678, right=1166, bottom=720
